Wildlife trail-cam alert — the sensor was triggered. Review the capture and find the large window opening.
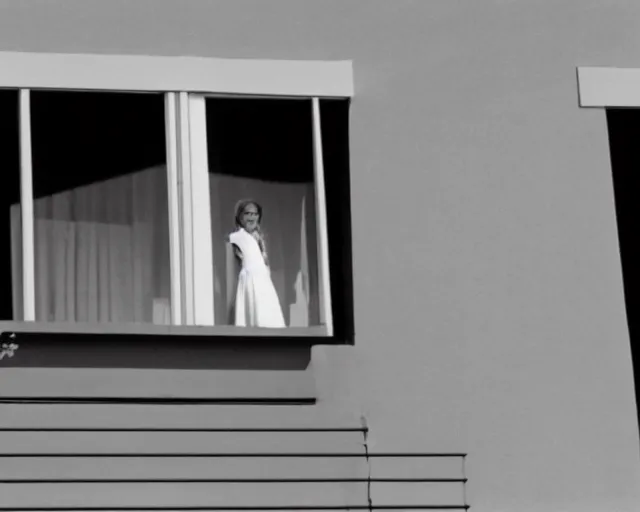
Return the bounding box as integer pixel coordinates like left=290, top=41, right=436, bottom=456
left=206, top=98, right=320, bottom=328
left=0, top=70, right=353, bottom=341
left=11, top=91, right=171, bottom=324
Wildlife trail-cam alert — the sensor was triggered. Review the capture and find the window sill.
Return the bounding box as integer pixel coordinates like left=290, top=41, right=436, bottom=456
left=0, top=321, right=329, bottom=339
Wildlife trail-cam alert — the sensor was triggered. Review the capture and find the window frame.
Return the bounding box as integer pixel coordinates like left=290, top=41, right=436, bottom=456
left=0, top=51, right=354, bottom=340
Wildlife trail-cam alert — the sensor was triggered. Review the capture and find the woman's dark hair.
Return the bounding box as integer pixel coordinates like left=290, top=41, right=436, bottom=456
left=234, top=199, right=263, bottom=228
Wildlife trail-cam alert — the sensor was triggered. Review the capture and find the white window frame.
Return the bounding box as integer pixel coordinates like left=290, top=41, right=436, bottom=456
left=180, top=93, right=216, bottom=327
left=0, top=51, right=354, bottom=338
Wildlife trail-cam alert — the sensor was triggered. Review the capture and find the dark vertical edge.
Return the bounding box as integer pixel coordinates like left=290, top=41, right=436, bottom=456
left=320, top=98, right=355, bottom=345
left=0, top=90, right=20, bottom=321
left=605, top=108, right=640, bottom=435
left=575, top=67, right=583, bottom=108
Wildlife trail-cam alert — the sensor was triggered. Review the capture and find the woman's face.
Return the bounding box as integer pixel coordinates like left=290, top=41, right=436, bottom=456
left=240, top=203, right=260, bottom=232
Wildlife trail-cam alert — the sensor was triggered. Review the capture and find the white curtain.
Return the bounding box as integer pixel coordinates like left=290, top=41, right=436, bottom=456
left=11, top=165, right=171, bottom=323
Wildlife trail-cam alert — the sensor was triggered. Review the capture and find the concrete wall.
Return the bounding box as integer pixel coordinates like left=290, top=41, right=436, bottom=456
left=0, top=1, right=639, bottom=510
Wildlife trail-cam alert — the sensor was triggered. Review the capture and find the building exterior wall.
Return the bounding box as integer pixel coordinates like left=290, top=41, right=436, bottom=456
left=0, top=1, right=639, bottom=511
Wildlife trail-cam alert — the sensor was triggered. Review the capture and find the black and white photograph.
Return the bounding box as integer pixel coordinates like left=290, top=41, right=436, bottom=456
left=0, top=1, right=639, bottom=512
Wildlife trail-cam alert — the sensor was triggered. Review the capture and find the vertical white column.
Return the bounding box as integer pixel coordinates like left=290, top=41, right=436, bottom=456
left=177, top=92, right=195, bottom=325
left=311, top=98, right=334, bottom=336
left=187, top=94, right=215, bottom=325
left=19, top=89, right=35, bottom=322
left=164, top=92, right=182, bottom=325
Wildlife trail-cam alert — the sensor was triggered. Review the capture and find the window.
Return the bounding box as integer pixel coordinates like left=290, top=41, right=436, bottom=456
left=0, top=51, right=354, bottom=341
left=14, top=91, right=171, bottom=324
left=205, top=97, right=320, bottom=327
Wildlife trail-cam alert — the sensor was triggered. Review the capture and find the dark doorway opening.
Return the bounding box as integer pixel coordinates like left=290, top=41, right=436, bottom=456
left=606, top=108, right=640, bottom=431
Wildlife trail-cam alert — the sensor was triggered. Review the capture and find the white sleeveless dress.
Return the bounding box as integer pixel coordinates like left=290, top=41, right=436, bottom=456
left=229, top=228, right=286, bottom=328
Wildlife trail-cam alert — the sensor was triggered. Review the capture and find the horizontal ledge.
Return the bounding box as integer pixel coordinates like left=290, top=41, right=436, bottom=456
left=0, top=453, right=464, bottom=458
left=0, top=428, right=365, bottom=432
left=0, top=508, right=469, bottom=511
left=0, top=478, right=467, bottom=483
left=577, top=66, right=640, bottom=107
left=0, top=51, right=353, bottom=97
left=0, top=321, right=330, bottom=339
left=0, top=399, right=315, bottom=405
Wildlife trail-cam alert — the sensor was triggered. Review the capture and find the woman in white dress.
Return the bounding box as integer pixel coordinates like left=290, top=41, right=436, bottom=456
left=228, top=199, right=286, bottom=328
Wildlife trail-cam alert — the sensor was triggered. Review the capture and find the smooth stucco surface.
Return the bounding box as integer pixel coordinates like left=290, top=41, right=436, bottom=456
left=0, top=1, right=639, bottom=510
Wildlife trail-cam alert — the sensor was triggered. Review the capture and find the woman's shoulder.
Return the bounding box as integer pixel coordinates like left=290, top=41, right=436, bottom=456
left=227, top=228, right=244, bottom=243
